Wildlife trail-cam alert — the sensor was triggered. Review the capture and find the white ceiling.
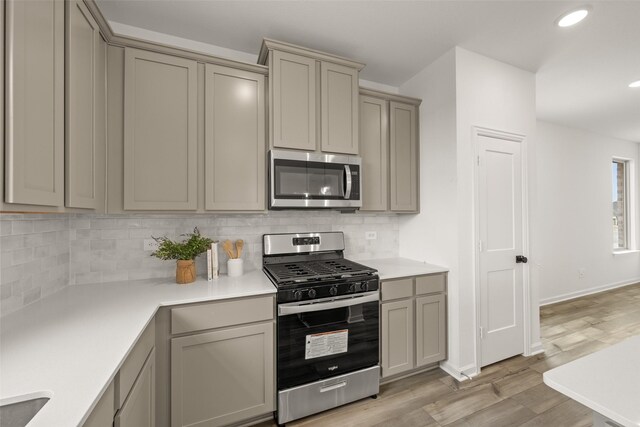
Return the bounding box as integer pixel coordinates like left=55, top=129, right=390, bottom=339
left=96, top=0, right=640, bottom=142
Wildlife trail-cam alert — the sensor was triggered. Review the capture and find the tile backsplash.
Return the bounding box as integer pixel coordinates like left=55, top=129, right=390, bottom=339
left=1, top=211, right=399, bottom=315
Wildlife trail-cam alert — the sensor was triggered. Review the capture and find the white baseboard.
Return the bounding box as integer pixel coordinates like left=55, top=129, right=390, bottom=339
left=527, top=341, right=544, bottom=356
left=439, top=361, right=479, bottom=382
left=540, top=277, right=640, bottom=306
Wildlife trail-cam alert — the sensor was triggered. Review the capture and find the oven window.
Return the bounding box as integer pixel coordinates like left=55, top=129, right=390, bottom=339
left=277, top=300, right=379, bottom=390
left=274, top=159, right=345, bottom=200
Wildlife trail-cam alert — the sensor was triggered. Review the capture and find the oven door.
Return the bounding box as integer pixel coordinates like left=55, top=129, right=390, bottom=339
left=277, top=291, right=379, bottom=390
left=269, top=149, right=361, bottom=209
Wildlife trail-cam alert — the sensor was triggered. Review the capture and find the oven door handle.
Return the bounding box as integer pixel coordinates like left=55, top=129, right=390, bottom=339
left=278, top=291, right=379, bottom=316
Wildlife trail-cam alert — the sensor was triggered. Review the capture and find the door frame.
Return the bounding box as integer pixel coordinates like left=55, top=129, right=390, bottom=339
left=472, top=126, right=532, bottom=371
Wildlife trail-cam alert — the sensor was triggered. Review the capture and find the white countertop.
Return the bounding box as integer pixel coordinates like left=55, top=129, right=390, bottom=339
left=358, top=257, right=449, bottom=281
left=543, top=334, right=640, bottom=427
left=0, top=270, right=276, bottom=427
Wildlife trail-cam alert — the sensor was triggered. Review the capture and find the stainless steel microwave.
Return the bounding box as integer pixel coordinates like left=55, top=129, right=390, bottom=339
left=269, top=149, right=362, bottom=209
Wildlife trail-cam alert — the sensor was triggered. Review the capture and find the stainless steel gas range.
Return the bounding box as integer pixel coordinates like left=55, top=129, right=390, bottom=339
left=262, top=232, right=380, bottom=425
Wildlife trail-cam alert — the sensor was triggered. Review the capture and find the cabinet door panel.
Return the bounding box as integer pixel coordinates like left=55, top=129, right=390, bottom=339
left=65, top=0, right=105, bottom=209
left=389, top=102, right=418, bottom=212
left=124, top=48, right=198, bottom=210
left=171, top=322, right=274, bottom=427
left=416, top=295, right=447, bottom=366
left=83, top=380, right=115, bottom=427
left=5, top=0, right=64, bottom=206
left=271, top=51, right=316, bottom=151
left=115, top=348, right=155, bottom=427
left=205, top=64, right=265, bottom=210
left=359, top=96, right=388, bottom=211
left=381, top=299, right=414, bottom=378
left=321, top=62, right=359, bottom=154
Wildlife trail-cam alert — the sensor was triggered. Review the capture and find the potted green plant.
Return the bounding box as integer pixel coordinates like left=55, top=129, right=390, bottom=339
left=151, top=227, right=214, bottom=284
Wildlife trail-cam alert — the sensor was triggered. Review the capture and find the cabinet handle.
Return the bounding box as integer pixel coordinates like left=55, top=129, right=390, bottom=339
left=320, top=381, right=347, bottom=393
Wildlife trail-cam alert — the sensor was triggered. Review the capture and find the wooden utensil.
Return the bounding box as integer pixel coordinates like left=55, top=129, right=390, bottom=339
left=222, top=240, right=236, bottom=259
left=235, top=240, right=244, bottom=259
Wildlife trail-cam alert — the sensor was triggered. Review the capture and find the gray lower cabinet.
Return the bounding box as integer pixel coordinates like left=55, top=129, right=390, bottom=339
left=389, top=101, right=419, bottom=212
left=381, top=299, right=414, bottom=377
left=65, top=0, right=106, bottom=210
left=5, top=0, right=65, bottom=207
left=170, top=322, right=275, bottom=427
left=115, top=348, right=156, bottom=427
left=83, top=380, right=115, bottom=427
left=380, top=273, right=447, bottom=379
left=123, top=48, right=198, bottom=210
left=204, top=64, right=266, bottom=210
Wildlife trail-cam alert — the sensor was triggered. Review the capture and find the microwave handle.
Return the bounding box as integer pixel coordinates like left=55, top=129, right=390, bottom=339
left=344, top=165, right=352, bottom=200
left=278, top=291, right=379, bottom=316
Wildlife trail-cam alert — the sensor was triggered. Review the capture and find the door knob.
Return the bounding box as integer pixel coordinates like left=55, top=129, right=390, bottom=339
left=516, top=255, right=528, bottom=264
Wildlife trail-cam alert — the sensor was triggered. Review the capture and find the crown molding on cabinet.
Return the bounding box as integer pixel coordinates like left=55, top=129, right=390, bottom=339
left=359, top=88, right=422, bottom=107
left=258, top=38, right=366, bottom=71
left=82, top=0, right=268, bottom=75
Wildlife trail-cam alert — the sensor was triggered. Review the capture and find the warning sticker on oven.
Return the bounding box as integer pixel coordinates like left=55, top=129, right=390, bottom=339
left=305, top=330, right=348, bottom=360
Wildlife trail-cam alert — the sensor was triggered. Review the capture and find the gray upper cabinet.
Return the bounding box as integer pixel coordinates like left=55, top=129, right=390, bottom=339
left=65, top=0, right=106, bottom=210
left=259, top=39, right=364, bottom=154
left=204, top=64, right=265, bottom=211
left=123, top=48, right=198, bottom=210
left=390, top=101, right=419, bottom=212
left=270, top=50, right=317, bottom=151
left=321, top=62, right=359, bottom=154
left=5, top=0, right=64, bottom=207
left=359, top=95, right=388, bottom=211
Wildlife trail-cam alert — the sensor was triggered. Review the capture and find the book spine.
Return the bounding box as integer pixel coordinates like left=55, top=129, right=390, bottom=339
left=211, top=242, right=219, bottom=279
left=207, top=249, right=213, bottom=281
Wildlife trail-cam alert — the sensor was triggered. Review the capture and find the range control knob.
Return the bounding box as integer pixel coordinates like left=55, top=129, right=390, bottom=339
left=362, top=282, right=369, bottom=292
left=329, top=286, right=338, bottom=296
left=293, top=290, right=303, bottom=301
left=308, top=288, right=317, bottom=298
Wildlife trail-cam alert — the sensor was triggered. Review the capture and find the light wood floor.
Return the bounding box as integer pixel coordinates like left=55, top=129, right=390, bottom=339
left=259, top=283, right=640, bottom=427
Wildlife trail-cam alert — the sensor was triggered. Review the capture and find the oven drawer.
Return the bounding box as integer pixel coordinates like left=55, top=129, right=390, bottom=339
left=278, top=365, right=379, bottom=424
left=171, top=296, right=274, bottom=334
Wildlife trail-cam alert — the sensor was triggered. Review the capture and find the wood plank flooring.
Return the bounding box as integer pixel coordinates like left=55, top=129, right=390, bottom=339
left=257, top=283, right=640, bottom=427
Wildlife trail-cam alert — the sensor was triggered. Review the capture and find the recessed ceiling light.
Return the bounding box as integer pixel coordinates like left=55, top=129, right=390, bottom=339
left=557, top=9, right=589, bottom=27
left=629, top=80, right=640, bottom=88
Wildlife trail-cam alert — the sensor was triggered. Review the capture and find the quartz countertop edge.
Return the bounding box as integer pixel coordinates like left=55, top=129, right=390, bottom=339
left=0, top=270, right=276, bottom=427
left=543, top=334, right=640, bottom=427
left=358, top=257, right=449, bottom=281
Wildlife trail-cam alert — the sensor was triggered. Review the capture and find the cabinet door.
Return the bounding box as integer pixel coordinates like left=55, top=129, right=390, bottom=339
left=115, top=348, right=155, bottom=427
left=65, top=0, right=105, bottom=209
left=381, top=299, right=414, bottom=378
left=5, top=0, right=64, bottom=206
left=83, top=380, right=115, bottom=427
left=270, top=50, right=316, bottom=151
left=124, top=48, right=198, bottom=210
left=389, top=102, right=419, bottom=212
left=171, top=322, right=274, bottom=427
left=204, top=64, right=265, bottom=210
left=321, top=62, right=359, bottom=154
left=359, top=96, right=388, bottom=211
left=416, top=294, right=447, bottom=367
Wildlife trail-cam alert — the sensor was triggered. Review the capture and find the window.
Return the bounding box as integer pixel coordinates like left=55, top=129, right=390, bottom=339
left=612, top=159, right=629, bottom=250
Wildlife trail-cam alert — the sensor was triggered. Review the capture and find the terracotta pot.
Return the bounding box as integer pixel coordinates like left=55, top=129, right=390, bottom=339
left=176, top=259, right=196, bottom=284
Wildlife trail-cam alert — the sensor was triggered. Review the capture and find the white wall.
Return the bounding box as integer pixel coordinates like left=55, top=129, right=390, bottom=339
left=399, top=47, right=538, bottom=378
left=537, top=121, right=640, bottom=304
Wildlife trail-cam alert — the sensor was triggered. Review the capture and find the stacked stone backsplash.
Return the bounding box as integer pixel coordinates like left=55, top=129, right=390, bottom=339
left=1, top=211, right=399, bottom=315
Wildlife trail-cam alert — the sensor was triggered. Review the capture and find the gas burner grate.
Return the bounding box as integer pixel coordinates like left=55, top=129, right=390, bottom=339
left=265, top=259, right=375, bottom=284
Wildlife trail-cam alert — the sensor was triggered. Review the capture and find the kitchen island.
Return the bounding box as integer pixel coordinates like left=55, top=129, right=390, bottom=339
left=543, top=334, right=640, bottom=427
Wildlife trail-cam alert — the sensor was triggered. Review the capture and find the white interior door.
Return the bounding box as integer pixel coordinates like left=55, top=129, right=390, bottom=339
left=478, top=133, right=525, bottom=367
